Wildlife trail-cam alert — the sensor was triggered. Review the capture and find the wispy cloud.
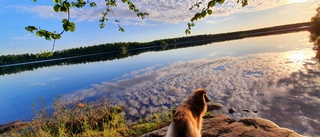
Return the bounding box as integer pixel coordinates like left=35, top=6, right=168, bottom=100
left=29, top=77, right=61, bottom=86
left=13, top=5, right=62, bottom=19
left=12, top=34, right=33, bottom=40
left=13, top=0, right=310, bottom=26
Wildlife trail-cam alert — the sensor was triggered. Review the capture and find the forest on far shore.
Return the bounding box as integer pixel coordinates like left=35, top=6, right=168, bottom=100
left=0, top=22, right=311, bottom=67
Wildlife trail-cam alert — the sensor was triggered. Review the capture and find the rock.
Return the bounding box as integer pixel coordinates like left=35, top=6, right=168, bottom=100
left=207, top=103, right=223, bottom=111
left=140, top=114, right=302, bottom=137
left=140, top=126, right=169, bottom=137
left=229, top=107, right=236, bottom=113
left=242, top=109, right=250, bottom=112
left=0, top=121, right=27, bottom=134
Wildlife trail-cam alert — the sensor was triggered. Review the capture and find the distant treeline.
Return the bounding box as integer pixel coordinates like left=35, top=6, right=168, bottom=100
left=0, top=22, right=311, bottom=75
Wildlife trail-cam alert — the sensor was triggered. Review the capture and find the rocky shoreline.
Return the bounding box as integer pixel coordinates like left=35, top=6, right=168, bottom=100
left=141, top=113, right=302, bottom=137
left=0, top=103, right=303, bottom=137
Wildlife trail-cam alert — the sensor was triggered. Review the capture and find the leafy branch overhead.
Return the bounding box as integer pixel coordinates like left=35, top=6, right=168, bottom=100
left=186, top=0, right=248, bottom=35
left=26, top=0, right=148, bottom=51
left=26, top=0, right=248, bottom=51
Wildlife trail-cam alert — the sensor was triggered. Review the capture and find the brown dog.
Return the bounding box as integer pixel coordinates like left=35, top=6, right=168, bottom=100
left=166, top=88, right=210, bottom=137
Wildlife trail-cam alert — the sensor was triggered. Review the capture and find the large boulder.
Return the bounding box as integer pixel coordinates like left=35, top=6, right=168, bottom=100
left=140, top=114, right=301, bottom=137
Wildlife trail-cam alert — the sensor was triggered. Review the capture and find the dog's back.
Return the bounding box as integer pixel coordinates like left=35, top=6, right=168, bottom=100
left=166, top=88, right=210, bottom=137
left=166, top=108, right=200, bottom=137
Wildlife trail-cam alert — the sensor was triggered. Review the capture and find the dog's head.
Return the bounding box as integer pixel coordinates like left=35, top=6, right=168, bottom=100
left=194, top=88, right=211, bottom=103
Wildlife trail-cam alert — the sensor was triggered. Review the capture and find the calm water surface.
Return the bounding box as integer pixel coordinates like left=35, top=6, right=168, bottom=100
left=0, top=31, right=319, bottom=136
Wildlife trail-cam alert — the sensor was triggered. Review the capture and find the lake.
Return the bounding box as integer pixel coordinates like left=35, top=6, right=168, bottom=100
left=0, top=31, right=319, bottom=136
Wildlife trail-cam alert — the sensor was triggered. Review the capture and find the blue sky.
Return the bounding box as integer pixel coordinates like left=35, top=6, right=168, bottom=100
left=0, top=0, right=318, bottom=55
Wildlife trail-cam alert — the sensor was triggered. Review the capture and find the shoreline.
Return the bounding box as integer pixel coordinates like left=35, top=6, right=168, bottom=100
left=0, top=22, right=310, bottom=66
left=0, top=22, right=311, bottom=76
left=0, top=103, right=303, bottom=136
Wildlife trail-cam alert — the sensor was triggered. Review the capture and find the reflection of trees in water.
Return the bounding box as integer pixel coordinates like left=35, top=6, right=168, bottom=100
left=0, top=40, right=212, bottom=76
left=261, top=63, right=320, bottom=136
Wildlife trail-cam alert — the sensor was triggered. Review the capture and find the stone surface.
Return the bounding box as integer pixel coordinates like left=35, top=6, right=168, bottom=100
left=140, top=114, right=302, bottom=137
left=0, top=121, right=27, bottom=134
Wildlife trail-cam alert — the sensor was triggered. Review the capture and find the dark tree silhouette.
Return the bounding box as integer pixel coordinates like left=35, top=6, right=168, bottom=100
left=309, top=7, right=320, bottom=48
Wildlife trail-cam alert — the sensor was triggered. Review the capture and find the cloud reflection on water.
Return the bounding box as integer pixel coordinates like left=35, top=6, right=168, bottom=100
left=67, top=48, right=319, bottom=136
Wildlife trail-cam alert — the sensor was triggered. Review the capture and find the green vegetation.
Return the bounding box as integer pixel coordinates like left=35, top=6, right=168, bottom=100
left=309, top=6, right=320, bottom=59
left=1, top=96, right=173, bottom=137
left=309, top=7, right=320, bottom=45
left=186, top=0, right=248, bottom=34
left=27, top=0, right=148, bottom=46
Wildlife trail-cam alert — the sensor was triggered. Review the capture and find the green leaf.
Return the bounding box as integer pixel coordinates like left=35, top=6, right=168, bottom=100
left=36, top=31, right=43, bottom=37
left=60, top=6, right=67, bottom=12
left=207, top=1, right=215, bottom=8
left=185, top=29, right=191, bottom=35
left=25, top=26, right=38, bottom=33
left=52, top=34, right=61, bottom=40
left=129, top=4, right=135, bottom=10
left=119, top=26, right=124, bottom=32
left=99, top=23, right=105, bottom=29
left=57, top=2, right=70, bottom=12
left=201, top=11, right=206, bottom=18
left=89, top=2, right=97, bottom=7
left=62, top=19, right=68, bottom=23
left=241, top=0, right=248, bottom=7
left=195, top=13, right=201, bottom=20
left=216, top=0, right=225, bottom=4
left=53, top=4, right=61, bottom=12
left=207, top=9, right=213, bottom=15
left=63, top=2, right=71, bottom=8
left=63, top=22, right=69, bottom=31
left=53, top=0, right=62, bottom=4
left=191, top=17, right=196, bottom=22
left=68, top=22, right=76, bottom=32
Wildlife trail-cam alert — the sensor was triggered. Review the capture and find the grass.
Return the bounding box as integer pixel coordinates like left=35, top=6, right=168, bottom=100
left=127, top=108, right=174, bottom=136
left=1, top=95, right=173, bottom=137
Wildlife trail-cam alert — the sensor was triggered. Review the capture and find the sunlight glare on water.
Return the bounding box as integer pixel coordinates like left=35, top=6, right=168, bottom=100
left=287, top=51, right=307, bottom=61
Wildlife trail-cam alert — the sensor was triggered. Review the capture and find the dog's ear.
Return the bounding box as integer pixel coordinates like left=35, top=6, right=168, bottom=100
left=195, top=88, right=210, bottom=102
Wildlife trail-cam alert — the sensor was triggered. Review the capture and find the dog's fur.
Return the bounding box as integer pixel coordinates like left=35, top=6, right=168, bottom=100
left=166, top=88, right=210, bottom=137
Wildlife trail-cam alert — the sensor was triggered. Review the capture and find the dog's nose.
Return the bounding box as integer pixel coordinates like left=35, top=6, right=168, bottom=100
left=205, top=95, right=211, bottom=102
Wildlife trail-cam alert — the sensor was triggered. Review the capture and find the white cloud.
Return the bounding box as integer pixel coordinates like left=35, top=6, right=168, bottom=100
left=14, top=0, right=309, bottom=26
